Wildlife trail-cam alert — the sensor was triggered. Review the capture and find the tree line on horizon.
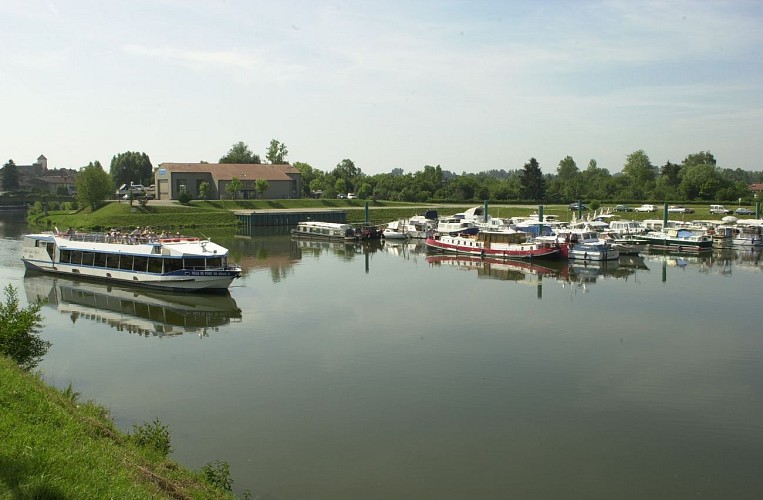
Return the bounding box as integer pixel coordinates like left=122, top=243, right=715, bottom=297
left=4, top=142, right=763, bottom=206
left=296, top=149, right=763, bottom=205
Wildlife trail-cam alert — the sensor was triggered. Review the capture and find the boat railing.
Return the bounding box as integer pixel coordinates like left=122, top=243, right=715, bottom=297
left=65, top=232, right=163, bottom=245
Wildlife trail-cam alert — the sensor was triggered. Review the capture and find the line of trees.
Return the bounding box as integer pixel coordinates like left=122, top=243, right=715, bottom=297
left=294, top=149, right=763, bottom=204
left=6, top=144, right=763, bottom=207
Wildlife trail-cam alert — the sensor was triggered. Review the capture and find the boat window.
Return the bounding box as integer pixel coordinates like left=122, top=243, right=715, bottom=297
left=147, top=257, right=163, bottom=274
left=60, top=249, right=71, bottom=263
left=184, top=258, right=205, bottom=270
left=207, top=257, right=222, bottom=268
left=164, top=258, right=183, bottom=273
left=93, top=252, right=107, bottom=267
left=81, top=252, right=95, bottom=267
left=71, top=251, right=83, bottom=265
left=119, top=255, right=134, bottom=271
left=133, top=256, right=148, bottom=273
left=106, top=254, right=120, bottom=269
left=46, top=242, right=55, bottom=259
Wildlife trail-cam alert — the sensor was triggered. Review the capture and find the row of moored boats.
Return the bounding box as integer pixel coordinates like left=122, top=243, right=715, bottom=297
left=375, top=206, right=763, bottom=262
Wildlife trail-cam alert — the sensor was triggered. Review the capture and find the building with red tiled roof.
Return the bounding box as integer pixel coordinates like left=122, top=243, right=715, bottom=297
left=748, top=183, right=763, bottom=195
left=155, top=163, right=301, bottom=200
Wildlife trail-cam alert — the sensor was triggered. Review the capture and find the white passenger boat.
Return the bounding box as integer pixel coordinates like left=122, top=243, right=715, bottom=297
left=291, top=221, right=357, bottom=240
left=21, top=230, right=241, bottom=292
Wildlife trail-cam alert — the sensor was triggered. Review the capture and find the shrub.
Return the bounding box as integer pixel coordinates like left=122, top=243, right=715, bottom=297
left=201, top=460, right=233, bottom=492
left=0, top=284, right=50, bottom=370
left=178, top=190, right=193, bottom=204
left=131, top=417, right=172, bottom=456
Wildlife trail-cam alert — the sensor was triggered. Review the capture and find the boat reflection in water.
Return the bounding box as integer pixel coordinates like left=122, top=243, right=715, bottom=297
left=24, top=272, right=242, bottom=338
left=427, top=254, right=647, bottom=298
left=292, top=238, right=385, bottom=269
left=426, top=254, right=561, bottom=281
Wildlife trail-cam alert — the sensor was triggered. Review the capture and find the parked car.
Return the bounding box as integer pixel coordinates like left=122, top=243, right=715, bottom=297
left=337, top=193, right=346, bottom=199
left=735, top=207, right=754, bottom=215
left=668, top=205, right=695, bottom=214
left=568, top=202, right=589, bottom=211
left=709, top=204, right=732, bottom=215
left=634, top=204, right=657, bottom=213
left=347, top=193, right=357, bottom=199
left=614, top=204, right=633, bottom=212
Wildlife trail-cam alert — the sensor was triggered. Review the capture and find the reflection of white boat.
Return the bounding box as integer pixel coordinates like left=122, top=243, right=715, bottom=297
left=24, top=273, right=242, bottom=337
left=426, top=254, right=560, bottom=282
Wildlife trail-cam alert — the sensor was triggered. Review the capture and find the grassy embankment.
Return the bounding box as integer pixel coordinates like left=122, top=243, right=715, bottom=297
left=0, top=355, right=233, bottom=499
left=31, top=199, right=727, bottom=232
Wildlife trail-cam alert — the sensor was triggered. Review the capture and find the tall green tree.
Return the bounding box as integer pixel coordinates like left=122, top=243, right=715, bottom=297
left=520, top=158, right=545, bottom=200
left=1, top=159, right=19, bottom=190
left=220, top=142, right=260, bottom=164
left=622, top=150, right=657, bottom=199
left=553, top=155, right=580, bottom=201
left=660, top=161, right=682, bottom=187
left=198, top=181, right=210, bottom=201
left=332, top=159, right=362, bottom=192
left=293, top=162, right=317, bottom=197
left=77, top=161, right=114, bottom=210
left=678, top=151, right=725, bottom=200
left=255, top=179, right=269, bottom=198
left=225, top=177, right=242, bottom=199
left=110, top=152, right=153, bottom=188
left=335, top=178, right=348, bottom=195
left=265, top=139, right=288, bottom=164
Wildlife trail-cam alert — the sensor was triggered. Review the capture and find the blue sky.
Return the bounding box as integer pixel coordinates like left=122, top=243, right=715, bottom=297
left=2, top=0, right=762, bottom=175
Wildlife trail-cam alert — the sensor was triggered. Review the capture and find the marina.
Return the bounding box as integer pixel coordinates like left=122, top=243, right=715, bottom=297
left=3, top=212, right=763, bottom=499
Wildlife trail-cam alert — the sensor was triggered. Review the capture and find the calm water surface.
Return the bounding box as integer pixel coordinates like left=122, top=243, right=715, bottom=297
left=2, top=214, right=763, bottom=499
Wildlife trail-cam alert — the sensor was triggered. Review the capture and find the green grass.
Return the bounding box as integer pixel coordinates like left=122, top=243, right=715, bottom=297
left=0, top=355, right=233, bottom=499
left=31, top=201, right=237, bottom=232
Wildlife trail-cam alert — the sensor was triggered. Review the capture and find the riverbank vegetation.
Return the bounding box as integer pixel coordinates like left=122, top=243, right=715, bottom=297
left=0, top=285, right=237, bottom=498
left=0, top=356, right=235, bottom=499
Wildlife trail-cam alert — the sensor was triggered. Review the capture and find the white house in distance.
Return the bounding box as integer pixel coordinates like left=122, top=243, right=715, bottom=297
left=154, top=163, right=302, bottom=200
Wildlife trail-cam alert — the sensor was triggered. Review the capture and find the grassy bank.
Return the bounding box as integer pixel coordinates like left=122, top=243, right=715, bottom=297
left=0, top=355, right=233, bottom=498
left=30, top=201, right=237, bottom=232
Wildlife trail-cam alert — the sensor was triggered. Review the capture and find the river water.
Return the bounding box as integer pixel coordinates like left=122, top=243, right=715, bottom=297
left=2, top=213, right=763, bottom=499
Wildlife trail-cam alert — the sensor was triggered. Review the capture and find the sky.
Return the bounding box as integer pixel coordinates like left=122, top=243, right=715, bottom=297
left=2, top=0, right=762, bottom=176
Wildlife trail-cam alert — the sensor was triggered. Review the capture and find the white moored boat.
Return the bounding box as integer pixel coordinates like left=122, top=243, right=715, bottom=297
left=291, top=221, right=357, bottom=240
left=21, top=230, right=241, bottom=292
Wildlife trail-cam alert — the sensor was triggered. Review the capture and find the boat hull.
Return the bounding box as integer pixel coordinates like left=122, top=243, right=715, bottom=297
left=425, top=236, right=559, bottom=259
left=568, top=248, right=619, bottom=261
left=22, top=261, right=239, bottom=292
